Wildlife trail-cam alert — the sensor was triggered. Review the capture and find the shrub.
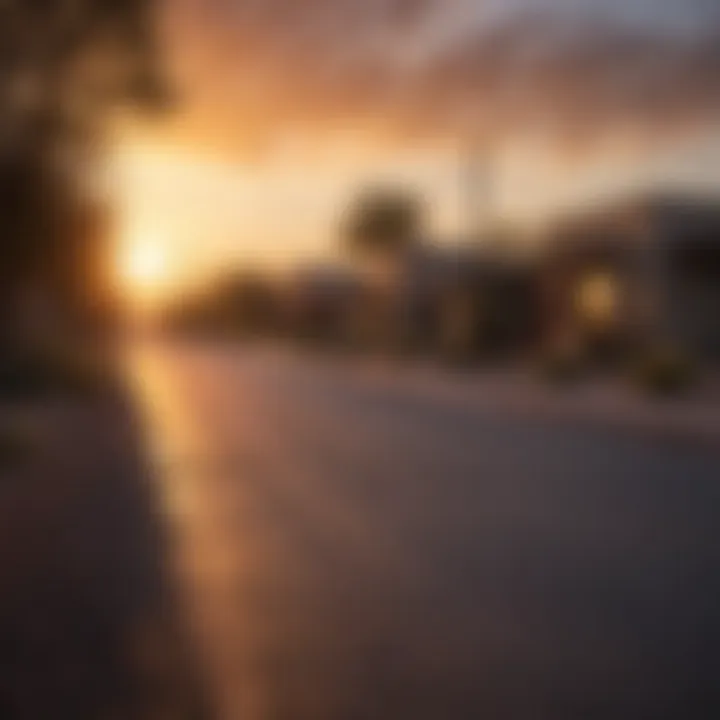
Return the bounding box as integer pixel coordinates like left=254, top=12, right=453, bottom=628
left=630, top=346, right=696, bottom=397
left=0, top=344, right=111, bottom=401
left=536, top=344, right=586, bottom=385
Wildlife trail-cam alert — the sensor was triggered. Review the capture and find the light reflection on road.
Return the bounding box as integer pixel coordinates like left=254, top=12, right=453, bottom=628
left=128, top=341, right=720, bottom=720
left=128, top=343, right=410, bottom=719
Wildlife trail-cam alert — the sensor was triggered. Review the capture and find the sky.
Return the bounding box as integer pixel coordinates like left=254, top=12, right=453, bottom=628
left=113, top=0, right=720, bottom=295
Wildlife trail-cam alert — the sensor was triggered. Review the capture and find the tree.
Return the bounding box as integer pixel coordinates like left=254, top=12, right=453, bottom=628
left=342, top=186, right=424, bottom=258
left=0, top=0, right=167, bottom=344
left=0, top=0, right=165, bottom=152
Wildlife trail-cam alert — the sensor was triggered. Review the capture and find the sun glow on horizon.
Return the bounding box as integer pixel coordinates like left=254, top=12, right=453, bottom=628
left=118, top=233, right=171, bottom=304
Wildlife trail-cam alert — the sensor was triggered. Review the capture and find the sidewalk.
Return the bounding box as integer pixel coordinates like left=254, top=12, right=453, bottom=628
left=304, top=350, right=720, bottom=450
left=421, top=366, right=719, bottom=449
left=0, top=395, right=208, bottom=719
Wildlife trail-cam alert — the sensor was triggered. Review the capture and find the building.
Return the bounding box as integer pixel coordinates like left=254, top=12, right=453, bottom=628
left=539, top=193, right=720, bottom=361
left=284, top=264, right=364, bottom=344
left=392, top=242, right=538, bottom=359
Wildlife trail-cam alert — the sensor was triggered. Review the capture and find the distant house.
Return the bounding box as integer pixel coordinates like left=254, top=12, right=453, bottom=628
left=539, top=194, right=720, bottom=360
left=392, top=242, right=539, bottom=358
left=285, top=264, right=364, bottom=343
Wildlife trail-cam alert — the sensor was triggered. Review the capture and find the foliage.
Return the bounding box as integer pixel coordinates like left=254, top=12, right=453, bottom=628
left=215, top=272, right=281, bottom=337
left=630, top=346, right=696, bottom=397
left=0, top=0, right=165, bottom=143
left=0, top=342, right=112, bottom=401
left=536, top=343, right=587, bottom=385
left=343, top=186, right=423, bottom=257
left=0, top=0, right=166, bottom=343
left=161, top=271, right=284, bottom=340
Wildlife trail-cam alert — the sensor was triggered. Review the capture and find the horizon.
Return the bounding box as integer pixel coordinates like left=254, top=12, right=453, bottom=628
left=112, top=0, right=720, bottom=302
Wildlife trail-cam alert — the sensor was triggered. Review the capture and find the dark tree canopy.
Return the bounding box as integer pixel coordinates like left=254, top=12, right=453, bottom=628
left=0, top=0, right=165, bottom=158
left=343, top=187, right=424, bottom=257
left=0, top=0, right=167, bottom=337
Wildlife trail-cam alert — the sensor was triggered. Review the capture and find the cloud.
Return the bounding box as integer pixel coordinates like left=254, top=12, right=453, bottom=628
left=410, top=11, right=720, bottom=143
left=166, top=0, right=720, bottom=155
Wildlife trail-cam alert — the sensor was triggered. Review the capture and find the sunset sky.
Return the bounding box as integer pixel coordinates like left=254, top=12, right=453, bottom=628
left=113, top=0, right=720, bottom=295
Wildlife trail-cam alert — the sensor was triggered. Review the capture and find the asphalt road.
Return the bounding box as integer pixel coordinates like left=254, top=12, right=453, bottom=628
left=130, top=342, right=720, bottom=720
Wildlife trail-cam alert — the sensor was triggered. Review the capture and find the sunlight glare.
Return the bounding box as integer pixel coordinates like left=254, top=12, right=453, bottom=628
left=119, top=235, right=169, bottom=300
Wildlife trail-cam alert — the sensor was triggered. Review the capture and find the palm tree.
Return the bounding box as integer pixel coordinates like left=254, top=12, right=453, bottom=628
left=343, top=186, right=424, bottom=260
left=341, top=186, right=426, bottom=351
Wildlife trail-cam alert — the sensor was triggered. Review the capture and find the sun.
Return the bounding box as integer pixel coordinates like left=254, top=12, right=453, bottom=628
left=119, top=238, right=169, bottom=298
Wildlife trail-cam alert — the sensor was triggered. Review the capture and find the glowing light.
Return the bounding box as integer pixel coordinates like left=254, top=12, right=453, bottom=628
left=118, top=234, right=170, bottom=299
left=576, top=271, right=619, bottom=326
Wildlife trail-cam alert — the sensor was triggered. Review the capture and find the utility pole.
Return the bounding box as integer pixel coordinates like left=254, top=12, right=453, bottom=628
left=461, top=137, right=493, bottom=245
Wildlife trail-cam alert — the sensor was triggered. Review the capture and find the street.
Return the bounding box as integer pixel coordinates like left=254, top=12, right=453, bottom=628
left=130, top=342, right=720, bottom=720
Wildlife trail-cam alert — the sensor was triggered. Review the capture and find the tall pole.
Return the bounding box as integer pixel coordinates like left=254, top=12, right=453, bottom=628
left=462, top=137, right=492, bottom=245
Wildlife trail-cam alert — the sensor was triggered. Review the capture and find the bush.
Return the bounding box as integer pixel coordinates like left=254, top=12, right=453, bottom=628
left=536, top=344, right=586, bottom=385
left=630, top=347, right=696, bottom=397
left=0, top=344, right=111, bottom=401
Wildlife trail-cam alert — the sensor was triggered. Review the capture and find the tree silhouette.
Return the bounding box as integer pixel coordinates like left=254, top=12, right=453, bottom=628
left=343, top=187, right=424, bottom=258
left=0, top=0, right=164, bottom=148
left=0, top=0, right=166, bottom=342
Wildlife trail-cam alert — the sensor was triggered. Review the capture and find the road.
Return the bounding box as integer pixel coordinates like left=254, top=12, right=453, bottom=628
left=129, top=342, right=720, bottom=720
